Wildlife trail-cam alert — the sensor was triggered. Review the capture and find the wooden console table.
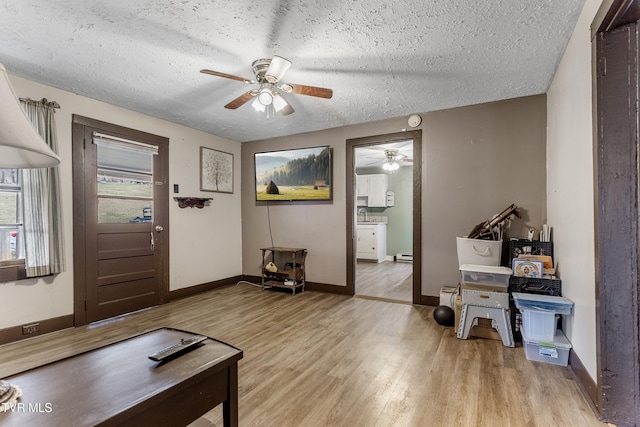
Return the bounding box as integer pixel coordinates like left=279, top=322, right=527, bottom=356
left=260, top=247, right=307, bottom=295
left=0, top=327, right=243, bottom=427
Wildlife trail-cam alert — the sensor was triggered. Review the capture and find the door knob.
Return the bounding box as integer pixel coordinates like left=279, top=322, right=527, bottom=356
left=155, top=225, right=164, bottom=232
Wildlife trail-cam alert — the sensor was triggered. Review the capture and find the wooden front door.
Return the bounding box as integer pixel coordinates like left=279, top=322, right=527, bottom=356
left=73, top=116, right=169, bottom=324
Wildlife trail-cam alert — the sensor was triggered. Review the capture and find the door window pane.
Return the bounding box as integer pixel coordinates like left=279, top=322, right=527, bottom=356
left=98, top=170, right=153, bottom=198
left=97, top=145, right=152, bottom=174
left=98, top=199, right=152, bottom=223
left=96, top=143, right=154, bottom=224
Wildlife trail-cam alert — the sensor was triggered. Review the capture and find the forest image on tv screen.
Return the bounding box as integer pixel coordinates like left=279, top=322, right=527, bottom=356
left=255, top=146, right=331, bottom=201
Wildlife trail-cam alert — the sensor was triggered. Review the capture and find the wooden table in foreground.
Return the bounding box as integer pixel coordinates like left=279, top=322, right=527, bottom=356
left=0, top=327, right=243, bottom=427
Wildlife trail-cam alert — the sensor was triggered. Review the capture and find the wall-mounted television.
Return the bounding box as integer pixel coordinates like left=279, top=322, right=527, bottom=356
left=254, top=146, right=332, bottom=202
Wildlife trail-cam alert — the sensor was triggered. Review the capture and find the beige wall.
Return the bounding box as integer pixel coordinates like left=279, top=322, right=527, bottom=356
left=0, top=75, right=243, bottom=329
left=421, top=97, right=547, bottom=292
left=241, top=95, right=547, bottom=297
left=2, top=76, right=549, bottom=330
left=547, top=0, right=601, bottom=382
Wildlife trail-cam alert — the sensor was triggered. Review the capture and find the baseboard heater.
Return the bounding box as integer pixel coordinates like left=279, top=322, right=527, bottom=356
left=395, top=253, right=413, bottom=262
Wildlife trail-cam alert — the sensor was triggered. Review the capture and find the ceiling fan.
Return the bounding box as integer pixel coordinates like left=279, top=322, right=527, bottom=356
left=382, top=149, right=401, bottom=172
left=356, top=140, right=414, bottom=169
left=200, top=55, right=333, bottom=116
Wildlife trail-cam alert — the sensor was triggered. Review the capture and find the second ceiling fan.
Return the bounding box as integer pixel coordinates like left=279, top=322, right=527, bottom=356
left=201, top=55, right=333, bottom=116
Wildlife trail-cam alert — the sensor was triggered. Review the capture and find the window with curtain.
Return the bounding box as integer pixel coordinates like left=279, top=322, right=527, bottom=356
left=0, top=168, right=23, bottom=262
left=0, top=98, right=64, bottom=281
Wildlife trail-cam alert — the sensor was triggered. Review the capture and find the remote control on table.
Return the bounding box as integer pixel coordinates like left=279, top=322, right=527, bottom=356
left=148, top=335, right=207, bottom=362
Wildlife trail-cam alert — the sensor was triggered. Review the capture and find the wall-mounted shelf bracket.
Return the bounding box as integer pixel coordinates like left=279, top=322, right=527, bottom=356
left=173, top=197, right=212, bottom=208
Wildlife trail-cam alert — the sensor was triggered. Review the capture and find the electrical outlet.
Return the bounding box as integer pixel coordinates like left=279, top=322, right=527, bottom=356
left=22, top=323, right=40, bottom=335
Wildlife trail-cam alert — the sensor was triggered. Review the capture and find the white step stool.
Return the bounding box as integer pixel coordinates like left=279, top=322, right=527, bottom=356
left=457, top=304, right=514, bottom=347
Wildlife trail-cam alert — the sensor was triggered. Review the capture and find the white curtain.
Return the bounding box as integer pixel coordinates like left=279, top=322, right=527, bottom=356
left=20, top=98, right=64, bottom=277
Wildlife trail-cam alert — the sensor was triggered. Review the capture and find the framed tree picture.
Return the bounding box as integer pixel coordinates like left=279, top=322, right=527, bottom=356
left=200, top=147, right=233, bottom=193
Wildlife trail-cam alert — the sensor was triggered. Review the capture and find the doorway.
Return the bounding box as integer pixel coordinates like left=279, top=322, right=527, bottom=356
left=72, top=116, right=170, bottom=325
left=346, top=130, right=422, bottom=304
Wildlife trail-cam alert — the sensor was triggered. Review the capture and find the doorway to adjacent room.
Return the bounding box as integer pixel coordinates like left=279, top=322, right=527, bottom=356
left=353, top=141, right=414, bottom=302
left=346, top=130, right=422, bottom=304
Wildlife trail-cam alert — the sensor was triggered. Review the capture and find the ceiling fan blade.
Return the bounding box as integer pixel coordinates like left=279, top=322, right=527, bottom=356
left=200, top=69, right=254, bottom=84
left=265, top=55, right=292, bottom=83
left=287, top=83, right=333, bottom=99
left=224, top=91, right=256, bottom=109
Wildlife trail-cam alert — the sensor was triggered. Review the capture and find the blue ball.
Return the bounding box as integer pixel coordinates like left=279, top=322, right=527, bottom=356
left=433, top=305, right=455, bottom=327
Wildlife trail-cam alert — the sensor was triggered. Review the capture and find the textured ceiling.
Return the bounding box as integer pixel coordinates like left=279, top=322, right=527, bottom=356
left=0, top=1, right=584, bottom=143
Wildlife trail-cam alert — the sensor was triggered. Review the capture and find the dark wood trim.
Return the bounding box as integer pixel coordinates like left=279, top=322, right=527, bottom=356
left=345, top=142, right=356, bottom=296
left=72, top=116, right=88, bottom=326
left=593, top=19, right=640, bottom=425
left=592, top=0, right=640, bottom=37
left=72, top=115, right=171, bottom=145
left=412, top=132, right=423, bottom=305
left=306, top=281, right=353, bottom=295
left=590, top=10, right=603, bottom=421
left=420, top=295, right=439, bottom=307
left=0, top=314, right=74, bottom=345
left=569, top=350, right=599, bottom=418
left=169, top=275, right=245, bottom=300
left=345, top=130, right=423, bottom=303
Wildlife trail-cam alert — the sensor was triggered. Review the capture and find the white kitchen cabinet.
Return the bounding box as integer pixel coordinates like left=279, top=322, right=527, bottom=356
left=356, top=174, right=388, bottom=207
left=367, top=174, right=388, bottom=207
left=356, top=175, right=369, bottom=197
left=356, top=223, right=387, bottom=262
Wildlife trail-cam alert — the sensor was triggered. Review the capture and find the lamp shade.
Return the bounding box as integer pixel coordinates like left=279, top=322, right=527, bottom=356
left=0, top=63, right=60, bottom=168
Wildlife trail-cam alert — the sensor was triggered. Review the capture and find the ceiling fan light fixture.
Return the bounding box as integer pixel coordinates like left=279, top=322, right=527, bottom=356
left=257, top=87, right=273, bottom=105
left=272, top=93, right=288, bottom=112
left=265, top=103, right=275, bottom=119
left=202, top=55, right=332, bottom=117
left=279, top=83, right=293, bottom=93
left=382, top=149, right=400, bottom=172
left=252, top=96, right=277, bottom=118
left=265, top=55, right=292, bottom=83
left=382, top=161, right=400, bottom=172
left=251, top=97, right=266, bottom=112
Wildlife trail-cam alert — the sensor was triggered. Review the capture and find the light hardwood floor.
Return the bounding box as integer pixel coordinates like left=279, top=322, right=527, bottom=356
left=356, top=260, right=413, bottom=302
left=0, top=284, right=604, bottom=426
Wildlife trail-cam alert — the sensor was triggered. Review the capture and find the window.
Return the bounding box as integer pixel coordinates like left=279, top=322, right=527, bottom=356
left=96, top=143, right=154, bottom=224
left=93, top=132, right=156, bottom=224
left=0, top=98, right=64, bottom=282
left=0, top=168, right=26, bottom=281
left=0, top=168, right=23, bottom=261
